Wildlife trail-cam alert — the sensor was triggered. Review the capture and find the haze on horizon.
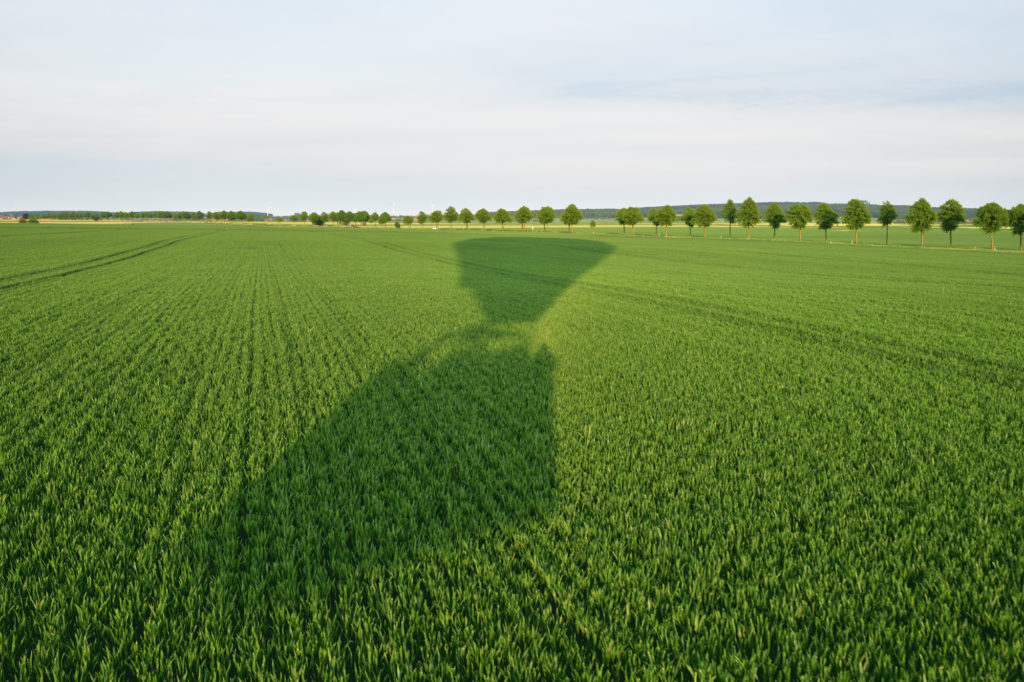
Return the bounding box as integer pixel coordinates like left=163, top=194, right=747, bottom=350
left=2, top=0, right=1022, bottom=215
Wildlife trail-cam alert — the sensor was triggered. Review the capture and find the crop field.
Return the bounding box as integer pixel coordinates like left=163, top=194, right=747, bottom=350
left=1, top=222, right=1023, bottom=678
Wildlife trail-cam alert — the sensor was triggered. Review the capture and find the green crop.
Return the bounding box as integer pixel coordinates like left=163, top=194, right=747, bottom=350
left=1, top=222, right=1022, bottom=678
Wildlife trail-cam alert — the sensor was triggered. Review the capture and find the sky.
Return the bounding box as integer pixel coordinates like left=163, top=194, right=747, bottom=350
left=2, top=0, right=1022, bottom=214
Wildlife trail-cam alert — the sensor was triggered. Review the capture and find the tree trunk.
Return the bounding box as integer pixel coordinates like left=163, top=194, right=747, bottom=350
left=703, top=227, right=707, bottom=238
left=991, top=233, right=995, bottom=251
left=799, top=228, right=802, bottom=242
left=632, top=225, right=635, bottom=237
left=854, top=229, right=858, bottom=245
left=920, top=231, right=924, bottom=247
left=746, top=226, right=751, bottom=240
left=885, top=225, right=889, bottom=246
left=825, top=229, right=829, bottom=244
left=949, top=231, right=953, bottom=248
left=772, top=228, right=776, bottom=241
left=729, top=224, right=732, bottom=238
left=689, top=226, right=693, bottom=238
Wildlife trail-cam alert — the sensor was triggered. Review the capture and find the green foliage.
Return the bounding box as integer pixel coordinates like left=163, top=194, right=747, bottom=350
left=378, top=212, right=391, bottom=225
left=842, top=199, right=871, bottom=231
left=681, top=207, right=697, bottom=228
left=514, top=206, right=533, bottom=230
left=975, top=202, right=1007, bottom=235
left=2, top=225, right=1023, bottom=678
left=309, top=212, right=325, bottom=226
left=694, top=205, right=717, bottom=234
left=764, top=202, right=784, bottom=233
left=459, top=208, right=474, bottom=228
left=814, top=203, right=839, bottom=232
left=879, top=201, right=898, bottom=226
left=721, top=199, right=737, bottom=225
left=737, top=197, right=761, bottom=230
left=905, top=198, right=936, bottom=234
left=444, top=206, right=459, bottom=227
left=475, top=208, right=491, bottom=229
left=560, top=204, right=583, bottom=232
left=494, top=208, right=512, bottom=230
left=937, top=199, right=965, bottom=233
left=430, top=210, right=444, bottom=227
left=537, top=206, right=556, bottom=231
left=1009, top=204, right=1024, bottom=236
left=403, top=215, right=415, bottom=226
left=416, top=211, right=428, bottom=225
left=786, top=204, right=811, bottom=230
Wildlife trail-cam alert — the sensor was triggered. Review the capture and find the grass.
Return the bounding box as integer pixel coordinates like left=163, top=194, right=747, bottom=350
left=1, top=222, right=1023, bottom=678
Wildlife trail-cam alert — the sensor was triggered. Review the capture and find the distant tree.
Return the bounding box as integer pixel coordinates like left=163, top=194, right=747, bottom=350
left=1009, top=204, right=1024, bottom=252
left=764, top=202, right=784, bottom=240
left=814, top=203, right=839, bottom=243
left=537, top=206, right=556, bottom=232
left=786, top=203, right=812, bottom=242
left=648, top=205, right=675, bottom=237
left=694, top=205, right=717, bottom=238
left=378, top=211, right=391, bottom=225
left=842, top=199, right=872, bottom=245
left=430, top=209, right=444, bottom=228
left=621, top=206, right=644, bottom=237
left=355, top=210, right=369, bottom=225
left=309, top=212, right=325, bottom=226
left=475, top=208, right=491, bottom=231
left=975, top=202, right=1008, bottom=251
left=560, top=204, right=583, bottom=233
left=681, top=207, right=697, bottom=237
left=300, top=211, right=309, bottom=222
left=905, top=198, right=936, bottom=247
left=937, top=199, right=965, bottom=248
left=589, top=219, right=597, bottom=233
left=494, top=208, right=512, bottom=231
left=403, top=215, right=415, bottom=226
left=369, top=212, right=379, bottom=224
left=878, top=201, right=898, bottom=245
left=417, top=211, right=428, bottom=225
left=615, top=208, right=627, bottom=234
left=514, top=205, right=533, bottom=232
left=722, top=199, right=737, bottom=238
left=459, top=208, right=474, bottom=229
left=736, top=197, right=760, bottom=240
left=444, top=206, right=459, bottom=229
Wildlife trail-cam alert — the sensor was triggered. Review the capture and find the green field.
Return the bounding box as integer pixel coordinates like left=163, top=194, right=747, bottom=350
left=2, top=223, right=1023, bottom=678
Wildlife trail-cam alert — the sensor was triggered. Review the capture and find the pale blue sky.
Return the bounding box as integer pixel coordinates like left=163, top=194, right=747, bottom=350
left=2, top=0, right=1022, bottom=213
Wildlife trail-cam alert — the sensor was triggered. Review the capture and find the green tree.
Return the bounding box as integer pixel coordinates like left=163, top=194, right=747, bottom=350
left=878, top=201, right=898, bottom=246
left=369, top=212, right=379, bottom=224
left=764, top=202, right=784, bottom=240
left=649, top=205, right=675, bottom=237
left=694, top=205, right=716, bottom=238
left=416, top=211, right=428, bottom=225
left=786, top=203, right=812, bottom=242
left=842, top=199, right=871, bottom=245
left=494, top=208, right=512, bottom=231
left=459, top=208, right=474, bottom=229
left=975, top=202, right=1008, bottom=251
left=737, top=197, right=760, bottom=239
left=475, top=208, right=491, bottom=231
left=403, top=215, right=415, bottom=226
left=560, top=204, right=583, bottom=234
left=537, top=206, right=556, bottom=232
left=615, top=208, right=627, bottom=234
left=1008, top=204, right=1024, bottom=252
left=444, top=206, right=459, bottom=229
left=309, top=212, right=325, bottom=226
left=937, top=199, right=965, bottom=248
left=814, top=203, right=839, bottom=243
left=905, top=198, right=936, bottom=247
left=354, top=210, right=369, bottom=225
left=589, top=219, right=597, bottom=233
left=680, top=207, right=696, bottom=237
left=722, top=199, right=737, bottom=238
left=621, top=206, right=644, bottom=237
left=514, top=205, right=533, bottom=232
left=378, top=211, right=391, bottom=225
left=430, top=210, right=444, bottom=228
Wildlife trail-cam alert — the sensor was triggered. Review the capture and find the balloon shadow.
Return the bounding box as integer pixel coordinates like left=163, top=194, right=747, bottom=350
left=180, top=237, right=612, bottom=658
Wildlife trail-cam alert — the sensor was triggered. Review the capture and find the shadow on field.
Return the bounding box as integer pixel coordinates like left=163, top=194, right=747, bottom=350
left=190, top=237, right=611, bottom=589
